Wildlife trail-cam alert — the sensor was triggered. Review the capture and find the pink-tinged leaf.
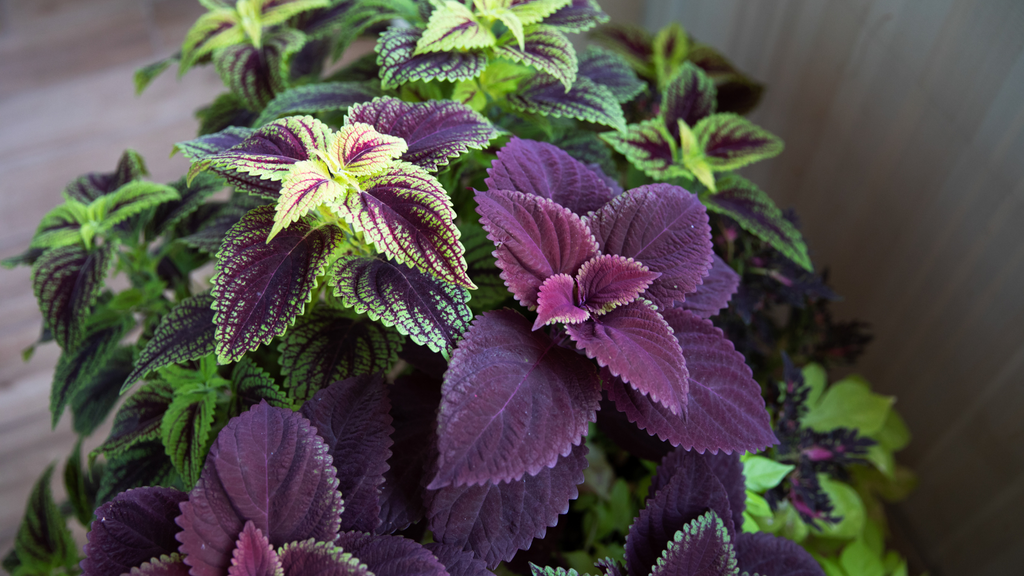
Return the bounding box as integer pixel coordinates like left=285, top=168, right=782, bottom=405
left=126, top=554, right=192, bottom=576
left=544, top=0, right=608, bottom=33
left=330, top=122, right=407, bottom=176
left=98, top=382, right=174, bottom=456
left=534, top=274, right=588, bottom=330
left=600, top=119, right=676, bottom=180
left=566, top=300, right=687, bottom=416
left=279, top=308, right=404, bottom=403
left=577, top=255, right=660, bottom=315
left=347, top=96, right=500, bottom=172
left=335, top=532, right=448, bottom=576
left=508, top=74, right=626, bottom=131
left=300, top=375, right=394, bottom=534
left=693, top=113, right=783, bottom=171
left=376, top=28, right=486, bottom=89
left=430, top=309, right=601, bottom=488
left=474, top=189, right=598, bottom=307
left=426, top=443, right=588, bottom=569
left=176, top=403, right=343, bottom=576
left=625, top=450, right=734, bottom=576
left=63, top=149, right=147, bottom=203
left=680, top=255, right=738, bottom=318
left=484, top=138, right=616, bottom=215
left=80, top=487, right=187, bottom=576
left=273, top=159, right=347, bottom=240
left=212, top=206, right=343, bottom=363
left=606, top=309, right=776, bottom=454
left=331, top=256, right=472, bottom=356
left=32, top=243, right=113, bottom=350
left=229, top=521, right=283, bottom=576
left=277, top=540, right=371, bottom=576
left=663, top=62, right=717, bottom=134
left=378, top=372, right=443, bottom=534
left=735, top=533, right=825, bottom=576
left=334, top=162, right=473, bottom=289
left=495, top=28, right=577, bottom=90
left=123, top=293, right=216, bottom=393
left=586, top=184, right=713, bottom=311
left=650, top=511, right=737, bottom=576
left=190, top=116, right=332, bottom=184
left=577, top=46, right=645, bottom=103
left=424, top=543, right=492, bottom=576
left=255, top=82, right=382, bottom=127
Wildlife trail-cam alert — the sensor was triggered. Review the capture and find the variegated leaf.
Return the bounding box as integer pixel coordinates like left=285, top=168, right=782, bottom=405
left=63, top=149, right=148, bottom=204
left=180, top=9, right=245, bottom=74
left=30, top=204, right=83, bottom=250
left=590, top=23, right=654, bottom=79
left=232, top=357, right=291, bottom=412
left=543, top=0, right=608, bottom=33
left=494, top=28, right=577, bottom=90
left=329, top=122, right=408, bottom=177
left=123, top=293, right=217, bottom=393
left=134, top=53, right=179, bottom=95
left=577, top=45, right=645, bottom=103
left=376, top=27, right=487, bottom=89
left=272, top=159, right=348, bottom=241
left=254, top=81, right=381, bottom=127
left=51, top=317, right=133, bottom=429
left=212, top=206, right=343, bottom=363
left=508, top=74, right=626, bottom=131
left=694, top=113, right=783, bottom=171
left=331, top=255, right=473, bottom=357
left=652, top=22, right=689, bottom=87
left=663, top=61, right=717, bottom=133
left=600, top=118, right=677, bottom=179
left=161, top=386, right=217, bottom=490
left=175, top=126, right=254, bottom=163
left=214, top=43, right=276, bottom=111
left=32, top=244, right=113, bottom=350
left=416, top=1, right=496, bottom=54
left=99, top=382, right=174, bottom=456
left=332, top=162, right=473, bottom=289
left=508, top=0, right=571, bottom=25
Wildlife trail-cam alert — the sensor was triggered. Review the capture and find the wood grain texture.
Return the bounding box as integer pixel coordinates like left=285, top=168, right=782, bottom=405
left=646, top=1, right=1024, bottom=574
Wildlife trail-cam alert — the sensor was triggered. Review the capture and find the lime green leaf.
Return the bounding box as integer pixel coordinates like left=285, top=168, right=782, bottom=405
left=802, top=377, right=894, bottom=436
left=13, top=465, right=78, bottom=574
left=802, top=362, right=827, bottom=408
left=415, top=1, right=496, bottom=54
left=134, top=53, right=179, bottom=95
left=813, top=476, right=865, bottom=540
left=492, top=8, right=525, bottom=50
left=839, top=539, right=885, bottom=576
left=744, top=490, right=771, bottom=517
left=30, top=204, right=85, bottom=250
left=329, top=122, right=408, bottom=177
left=741, top=454, right=794, bottom=492
left=865, top=444, right=896, bottom=478
left=260, top=0, right=331, bottom=28
left=600, top=118, right=676, bottom=179
left=874, top=409, right=911, bottom=452
left=101, top=181, right=182, bottom=231
left=180, top=9, right=246, bottom=74
left=161, top=386, right=218, bottom=490
left=509, top=0, right=571, bottom=25
left=272, top=159, right=348, bottom=241
left=652, top=22, right=688, bottom=87
left=693, top=112, right=783, bottom=171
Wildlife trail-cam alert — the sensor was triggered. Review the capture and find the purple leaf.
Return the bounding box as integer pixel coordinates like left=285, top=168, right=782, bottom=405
left=578, top=46, right=645, bottom=103
left=650, top=511, right=737, bottom=576
left=543, top=0, right=609, bottom=33
left=376, top=28, right=486, bottom=89
left=534, top=274, right=589, bottom=330
left=431, top=309, right=600, bottom=488
left=595, top=394, right=671, bottom=462
left=427, top=443, right=588, bottom=569
left=190, top=116, right=331, bottom=184
left=126, top=554, right=192, bottom=576
left=331, top=255, right=472, bottom=357
left=702, top=452, right=746, bottom=531
left=255, top=82, right=382, bottom=127
left=595, top=558, right=626, bottom=576
left=586, top=184, right=713, bottom=311
left=662, top=62, right=717, bottom=133
left=566, top=300, right=687, bottom=416
left=508, top=74, right=626, bottom=131
left=734, top=532, right=825, bottom=576
left=80, top=487, right=187, bottom=576
left=484, top=138, right=616, bottom=216
left=335, top=532, right=448, bottom=576
left=378, top=372, right=442, bottom=534
left=123, top=293, right=216, bottom=393
left=212, top=206, right=342, bottom=363
left=32, top=243, right=112, bottom=350
left=494, top=28, right=577, bottom=90
left=277, top=540, right=372, bottom=576
left=680, top=255, right=738, bottom=318
left=576, top=254, right=660, bottom=315
left=625, top=450, right=734, bottom=576
left=228, top=521, right=282, bottom=576
left=279, top=307, right=404, bottom=403
left=606, top=309, right=776, bottom=454
left=63, top=149, right=147, bottom=203
left=347, top=96, right=500, bottom=172
left=424, top=543, right=492, bottom=576
left=685, top=45, right=764, bottom=116
left=474, top=189, right=598, bottom=308
left=176, top=403, right=343, bottom=576
left=301, top=375, right=394, bottom=534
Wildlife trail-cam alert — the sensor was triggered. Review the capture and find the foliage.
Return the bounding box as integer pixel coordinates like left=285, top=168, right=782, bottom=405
left=4, top=2, right=915, bottom=576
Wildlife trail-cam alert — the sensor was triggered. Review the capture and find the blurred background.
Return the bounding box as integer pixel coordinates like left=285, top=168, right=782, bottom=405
left=0, top=0, right=1021, bottom=574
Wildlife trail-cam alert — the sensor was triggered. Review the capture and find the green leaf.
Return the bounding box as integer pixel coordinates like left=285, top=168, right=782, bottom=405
left=839, top=539, right=885, bottom=576
left=874, top=409, right=911, bottom=452
left=51, top=316, right=133, bottom=429
left=64, top=440, right=95, bottom=527
left=741, top=454, right=794, bottom=492
left=802, top=362, right=828, bottom=408
left=693, top=112, right=783, bottom=171
left=13, top=465, right=78, bottom=574
left=260, top=0, right=331, bottom=28
left=180, top=8, right=246, bottom=74
left=134, top=53, right=179, bottom=95
left=161, top=386, right=218, bottom=491
left=865, top=444, right=896, bottom=478
left=600, top=118, right=677, bottom=179
left=232, top=356, right=292, bottom=412
left=744, top=490, right=771, bottom=517
left=508, top=0, right=571, bottom=25
left=702, top=174, right=812, bottom=271
left=415, top=1, right=496, bottom=54
left=30, top=203, right=85, bottom=250
left=802, top=376, right=894, bottom=436
left=652, top=22, right=688, bottom=87
left=101, top=180, right=182, bottom=232
left=813, top=476, right=865, bottom=540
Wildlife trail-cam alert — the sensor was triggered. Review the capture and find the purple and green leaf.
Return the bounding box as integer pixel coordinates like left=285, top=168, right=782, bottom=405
left=160, top=385, right=218, bottom=490
left=70, top=346, right=134, bottom=436
left=649, top=511, right=738, bottom=576
left=175, top=126, right=255, bottom=164
left=277, top=540, right=369, bottom=576
left=126, top=554, right=192, bottom=576
left=694, top=113, right=783, bottom=171
left=543, top=0, right=609, bottom=33
left=589, top=23, right=654, bottom=78
left=508, top=74, right=626, bottom=131
left=99, top=382, right=175, bottom=456
left=95, top=440, right=178, bottom=506
left=123, top=293, right=217, bottom=393
left=14, top=465, right=77, bottom=575
left=32, top=243, right=113, bottom=350
left=254, top=81, right=381, bottom=127
left=459, top=221, right=511, bottom=312
left=416, top=1, right=495, bottom=53
left=80, top=487, right=188, bottom=576
left=63, top=149, right=148, bottom=204
left=663, top=61, right=717, bottom=135
left=600, top=119, right=677, bottom=180
left=272, top=159, right=347, bottom=240
left=494, top=28, right=577, bottom=90
left=376, top=28, right=487, bottom=90
left=232, top=357, right=291, bottom=412
left=578, top=46, right=645, bottom=103
left=51, top=317, right=133, bottom=428
left=329, top=122, right=408, bottom=176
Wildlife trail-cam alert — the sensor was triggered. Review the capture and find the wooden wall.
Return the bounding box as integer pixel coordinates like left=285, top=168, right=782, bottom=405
left=642, top=1, right=1024, bottom=574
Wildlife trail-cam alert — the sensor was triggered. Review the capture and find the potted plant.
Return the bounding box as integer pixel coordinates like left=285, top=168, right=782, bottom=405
left=3, top=1, right=916, bottom=575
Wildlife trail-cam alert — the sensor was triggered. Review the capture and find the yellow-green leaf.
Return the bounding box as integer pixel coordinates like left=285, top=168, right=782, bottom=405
left=415, top=1, right=496, bottom=54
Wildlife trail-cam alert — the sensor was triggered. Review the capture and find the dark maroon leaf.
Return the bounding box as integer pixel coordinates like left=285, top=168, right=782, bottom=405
left=153, top=173, right=226, bottom=236
left=376, top=28, right=487, bottom=89
left=177, top=402, right=343, bottom=576
left=424, top=543, right=492, bottom=576
left=123, top=293, right=216, bottom=392
left=576, top=254, right=661, bottom=315
left=595, top=393, right=671, bottom=463
left=663, top=61, right=717, bottom=134
left=277, top=540, right=372, bottom=576
left=80, top=487, right=187, bottom=576
left=735, top=532, right=825, bottom=576
left=335, top=532, right=448, bottom=576
left=179, top=194, right=269, bottom=254
left=100, top=381, right=174, bottom=456
left=212, top=206, right=342, bottom=363
left=279, top=308, right=403, bottom=402
left=651, top=511, right=738, bottom=576
left=606, top=309, right=776, bottom=455
left=625, top=450, right=734, bottom=576
left=228, top=521, right=282, bottom=576
left=426, top=443, right=588, bottom=569
left=590, top=23, right=653, bottom=75
left=32, top=243, right=113, bottom=350
left=347, top=96, right=500, bottom=172
left=95, top=441, right=178, bottom=506
left=566, top=301, right=687, bottom=416
left=484, top=137, right=616, bottom=215
left=378, top=372, right=442, bottom=534
left=474, top=189, right=598, bottom=308
left=545, top=0, right=609, bottom=33
left=63, top=149, right=147, bottom=203
left=680, top=255, right=739, bottom=318
left=586, top=184, right=713, bottom=311
left=577, top=46, right=645, bottom=103
left=686, top=45, right=764, bottom=116
left=430, top=310, right=601, bottom=488
left=301, top=374, right=394, bottom=533
left=702, top=453, right=746, bottom=531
